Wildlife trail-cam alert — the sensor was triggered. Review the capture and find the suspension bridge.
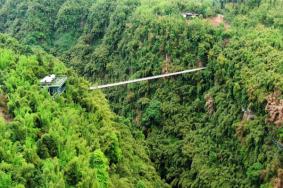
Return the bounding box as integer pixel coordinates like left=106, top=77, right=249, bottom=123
left=90, top=67, right=206, bottom=90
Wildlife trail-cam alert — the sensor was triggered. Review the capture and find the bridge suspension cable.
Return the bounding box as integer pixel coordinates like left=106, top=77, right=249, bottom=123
left=90, top=67, right=206, bottom=90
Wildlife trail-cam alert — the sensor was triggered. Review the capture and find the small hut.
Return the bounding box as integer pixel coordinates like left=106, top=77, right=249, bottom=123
left=40, top=75, right=67, bottom=95
left=182, top=12, right=199, bottom=19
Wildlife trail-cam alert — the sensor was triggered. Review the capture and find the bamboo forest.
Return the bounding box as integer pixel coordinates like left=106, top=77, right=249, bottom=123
left=0, top=0, right=282, bottom=187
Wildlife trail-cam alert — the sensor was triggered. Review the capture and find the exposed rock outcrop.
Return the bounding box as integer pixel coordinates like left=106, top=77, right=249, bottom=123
left=266, top=92, right=283, bottom=127
left=242, top=108, right=256, bottom=121
left=205, top=95, right=214, bottom=115
left=0, top=94, right=12, bottom=122
left=274, top=169, right=283, bottom=188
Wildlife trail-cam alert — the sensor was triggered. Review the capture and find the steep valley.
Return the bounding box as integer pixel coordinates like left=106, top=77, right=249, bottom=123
left=0, top=0, right=283, bottom=187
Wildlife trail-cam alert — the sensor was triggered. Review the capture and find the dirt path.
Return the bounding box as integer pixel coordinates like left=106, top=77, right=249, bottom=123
left=208, top=14, right=230, bottom=29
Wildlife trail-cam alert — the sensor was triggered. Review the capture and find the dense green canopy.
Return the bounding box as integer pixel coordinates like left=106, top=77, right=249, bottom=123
left=0, top=34, right=167, bottom=187
left=0, top=0, right=282, bottom=187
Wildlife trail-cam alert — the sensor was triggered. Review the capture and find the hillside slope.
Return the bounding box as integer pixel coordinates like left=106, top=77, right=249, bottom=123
left=0, top=34, right=167, bottom=188
left=0, top=0, right=283, bottom=187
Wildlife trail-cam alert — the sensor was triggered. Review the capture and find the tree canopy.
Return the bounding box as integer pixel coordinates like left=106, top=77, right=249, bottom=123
left=0, top=0, right=282, bottom=187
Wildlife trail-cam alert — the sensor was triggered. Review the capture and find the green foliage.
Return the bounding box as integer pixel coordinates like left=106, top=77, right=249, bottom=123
left=142, top=100, right=161, bottom=127
left=0, top=0, right=282, bottom=187
left=0, top=171, right=13, bottom=188
left=64, top=157, right=83, bottom=186
left=37, top=134, right=59, bottom=159
left=0, top=34, right=166, bottom=187
left=247, top=162, right=264, bottom=182
left=90, top=150, right=109, bottom=187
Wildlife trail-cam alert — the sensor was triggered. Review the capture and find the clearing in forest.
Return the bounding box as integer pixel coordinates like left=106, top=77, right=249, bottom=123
left=207, top=14, right=230, bottom=29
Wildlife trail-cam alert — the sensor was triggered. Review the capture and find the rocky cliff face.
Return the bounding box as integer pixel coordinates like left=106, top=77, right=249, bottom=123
left=266, top=92, right=283, bottom=127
